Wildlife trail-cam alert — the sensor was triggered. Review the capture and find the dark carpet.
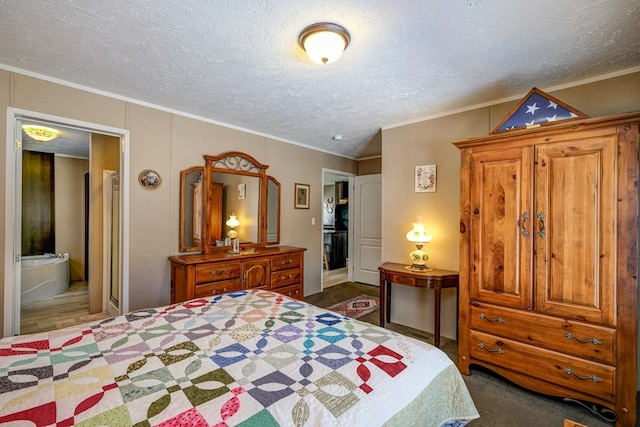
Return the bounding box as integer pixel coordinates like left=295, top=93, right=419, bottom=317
left=305, top=282, right=622, bottom=427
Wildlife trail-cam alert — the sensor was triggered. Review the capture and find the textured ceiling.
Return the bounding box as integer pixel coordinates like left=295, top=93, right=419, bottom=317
left=2, top=1, right=639, bottom=159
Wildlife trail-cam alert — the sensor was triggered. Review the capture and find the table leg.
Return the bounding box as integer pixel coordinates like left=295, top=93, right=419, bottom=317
left=379, top=277, right=386, bottom=327
left=386, top=281, right=391, bottom=324
left=434, top=286, right=441, bottom=347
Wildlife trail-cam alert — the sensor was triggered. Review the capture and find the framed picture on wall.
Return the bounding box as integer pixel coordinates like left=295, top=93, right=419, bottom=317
left=294, top=183, right=310, bottom=209
left=138, top=169, right=162, bottom=190
left=237, top=183, right=246, bottom=199
left=415, top=164, right=436, bottom=192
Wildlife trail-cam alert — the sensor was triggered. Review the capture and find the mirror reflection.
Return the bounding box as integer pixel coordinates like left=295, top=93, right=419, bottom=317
left=179, top=167, right=203, bottom=252
left=266, top=176, right=280, bottom=244
left=210, top=173, right=260, bottom=245
left=179, top=152, right=281, bottom=253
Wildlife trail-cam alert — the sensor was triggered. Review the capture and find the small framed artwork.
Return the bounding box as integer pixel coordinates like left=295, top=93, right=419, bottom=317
left=294, top=183, right=310, bottom=209
left=415, top=164, right=436, bottom=192
left=237, top=183, right=246, bottom=199
left=138, top=169, right=162, bottom=190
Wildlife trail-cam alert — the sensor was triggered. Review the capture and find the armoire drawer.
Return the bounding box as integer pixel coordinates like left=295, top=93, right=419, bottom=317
left=195, top=262, right=241, bottom=284
left=469, top=303, right=615, bottom=365
left=271, top=268, right=302, bottom=289
left=469, top=330, right=615, bottom=403
left=271, top=253, right=301, bottom=272
left=195, top=279, right=242, bottom=298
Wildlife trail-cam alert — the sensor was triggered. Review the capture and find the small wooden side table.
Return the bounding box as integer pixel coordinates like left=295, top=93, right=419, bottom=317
left=378, top=262, right=459, bottom=347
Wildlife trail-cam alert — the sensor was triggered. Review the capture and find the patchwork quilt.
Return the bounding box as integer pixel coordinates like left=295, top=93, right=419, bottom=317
left=0, top=290, right=478, bottom=426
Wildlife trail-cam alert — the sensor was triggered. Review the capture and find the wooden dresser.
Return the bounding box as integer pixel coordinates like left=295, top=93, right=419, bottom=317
left=169, top=246, right=306, bottom=303
left=454, top=112, right=639, bottom=426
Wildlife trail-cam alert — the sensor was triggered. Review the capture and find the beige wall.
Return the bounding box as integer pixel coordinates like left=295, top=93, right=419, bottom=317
left=1, top=72, right=357, bottom=334
left=357, top=157, right=381, bottom=175
left=54, top=156, right=88, bottom=282
left=381, top=71, right=640, bottom=341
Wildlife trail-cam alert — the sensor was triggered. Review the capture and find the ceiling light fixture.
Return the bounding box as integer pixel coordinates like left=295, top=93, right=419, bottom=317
left=22, top=125, right=60, bottom=142
left=299, top=22, right=350, bottom=64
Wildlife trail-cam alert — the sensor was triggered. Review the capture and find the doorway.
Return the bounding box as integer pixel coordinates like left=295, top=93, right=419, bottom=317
left=3, top=109, right=130, bottom=337
left=321, top=170, right=354, bottom=289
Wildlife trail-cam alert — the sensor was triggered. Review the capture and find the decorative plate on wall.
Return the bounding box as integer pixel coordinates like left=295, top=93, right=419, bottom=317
left=138, top=169, right=162, bottom=190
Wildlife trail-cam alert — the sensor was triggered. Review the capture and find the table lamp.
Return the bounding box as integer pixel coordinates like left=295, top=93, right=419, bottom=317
left=406, top=222, right=432, bottom=271
left=226, top=213, right=240, bottom=239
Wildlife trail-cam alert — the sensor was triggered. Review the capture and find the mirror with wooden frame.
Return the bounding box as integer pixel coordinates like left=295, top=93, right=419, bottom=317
left=179, top=166, right=204, bottom=252
left=179, top=151, right=280, bottom=253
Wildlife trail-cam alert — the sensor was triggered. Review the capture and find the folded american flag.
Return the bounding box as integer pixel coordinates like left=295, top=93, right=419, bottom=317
left=493, top=87, right=588, bottom=133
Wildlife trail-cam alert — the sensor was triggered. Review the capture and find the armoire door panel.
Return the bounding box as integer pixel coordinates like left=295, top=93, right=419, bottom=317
left=534, top=136, right=616, bottom=326
left=470, top=147, right=533, bottom=308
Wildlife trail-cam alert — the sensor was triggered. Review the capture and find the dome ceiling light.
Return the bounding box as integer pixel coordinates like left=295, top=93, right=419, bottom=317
left=298, top=22, right=350, bottom=64
left=22, top=125, right=60, bottom=142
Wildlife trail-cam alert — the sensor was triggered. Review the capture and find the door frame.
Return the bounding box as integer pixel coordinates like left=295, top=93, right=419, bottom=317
left=3, top=107, right=130, bottom=336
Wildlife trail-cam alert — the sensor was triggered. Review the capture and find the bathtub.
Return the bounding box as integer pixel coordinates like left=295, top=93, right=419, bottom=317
left=21, top=253, right=70, bottom=304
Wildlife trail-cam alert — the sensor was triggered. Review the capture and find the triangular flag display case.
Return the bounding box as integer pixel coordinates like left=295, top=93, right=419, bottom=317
left=492, top=87, right=589, bottom=134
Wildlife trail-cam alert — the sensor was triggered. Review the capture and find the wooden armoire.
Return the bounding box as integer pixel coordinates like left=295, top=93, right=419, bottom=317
left=454, top=110, right=639, bottom=426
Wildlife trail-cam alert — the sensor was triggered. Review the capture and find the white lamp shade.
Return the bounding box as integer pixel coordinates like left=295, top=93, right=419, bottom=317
left=406, top=223, right=432, bottom=243
left=302, top=30, right=347, bottom=64
left=226, top=215, right=240, bottom=228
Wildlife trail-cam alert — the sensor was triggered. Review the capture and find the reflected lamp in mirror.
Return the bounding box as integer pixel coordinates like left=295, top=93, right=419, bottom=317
left=406, top=222, right=433, bottom=271
left=226, top=213, right=240, bottom=239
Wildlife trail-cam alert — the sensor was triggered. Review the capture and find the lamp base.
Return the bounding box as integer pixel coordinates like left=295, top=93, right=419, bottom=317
left=405, top=264, right=433, bottom=272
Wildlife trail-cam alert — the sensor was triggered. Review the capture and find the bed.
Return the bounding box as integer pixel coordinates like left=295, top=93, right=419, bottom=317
left=0, top=289, right=478, bottom=426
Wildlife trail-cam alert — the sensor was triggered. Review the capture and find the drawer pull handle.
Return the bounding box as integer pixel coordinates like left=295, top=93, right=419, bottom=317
left=280, top=274, right=294, bottom=280
left=564, top=332, right=602, bottom=345
left=281, top=259, right=293, bottom=265
left=563, top=368, right=601, bottom=383
left=211, top=287, right=228, bottom=296
left=537, top=212, right=546, bottom=238
left=477, top=343, right=504, bottom=354
left=521, top=212, right=529, bottom=237
left=479, top=313, right=504, bottom=323
left=212, top=269, right=227, bottom=275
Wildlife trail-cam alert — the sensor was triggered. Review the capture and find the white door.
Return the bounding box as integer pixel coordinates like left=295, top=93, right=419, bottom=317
left=352, top=174, right=382, bottom=285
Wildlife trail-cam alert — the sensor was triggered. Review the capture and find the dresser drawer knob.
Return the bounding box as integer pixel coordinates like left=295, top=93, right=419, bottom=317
left=477, top=343, right=504, bottom=354
left=212, top=269, right=227, bottom=275
left=479, top=313, right=505, bottom=323
left=563, top=368, right=601, bottom=383
left=564, top=332, right=602, bottom=345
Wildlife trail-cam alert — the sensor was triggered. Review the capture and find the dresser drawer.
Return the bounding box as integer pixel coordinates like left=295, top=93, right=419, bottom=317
left=470, top=303, right=615, bottom=365
left=195, top=279, right=242, bottom=298
left=469, top=330, right=615, bottom=403
left=274, top=284, right=302, bottom=300
left=271, top=268, right=302, bottom=289
left=271, top=253, right=301, bottom=272
left=195, top=262, right=241, bottom=285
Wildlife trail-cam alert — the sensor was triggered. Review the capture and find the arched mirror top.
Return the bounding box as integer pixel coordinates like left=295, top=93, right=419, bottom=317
left=205, top=151, right=268, bottom=177
left=175, top=151, right=280, bottom=254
